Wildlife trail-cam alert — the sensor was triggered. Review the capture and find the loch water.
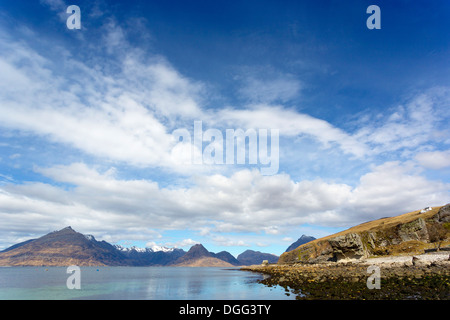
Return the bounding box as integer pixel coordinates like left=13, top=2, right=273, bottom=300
left=0, top=266, right=294, bottom=300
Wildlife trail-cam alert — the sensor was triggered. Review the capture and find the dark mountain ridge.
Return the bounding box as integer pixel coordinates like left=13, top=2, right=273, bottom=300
left=285, top=235, right=316, bottom=252
left=236, top=249, right=279, bottom=265
left=171, top=244, right=242, bottom=266
left=171, top=243, right=218, bottom=266
left=214, top=251, right=241, bottom=266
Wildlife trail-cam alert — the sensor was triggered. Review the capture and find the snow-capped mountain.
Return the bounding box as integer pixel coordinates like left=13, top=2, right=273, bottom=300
left=114, top=244, right=175, bottom=253
left=113, top=243, right=185, bottom=266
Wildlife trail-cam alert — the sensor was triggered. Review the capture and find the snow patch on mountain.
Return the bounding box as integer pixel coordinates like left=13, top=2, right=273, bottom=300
left=114, top=244, right=174, bottom=253
left=84, top=234, right=96, bottom=241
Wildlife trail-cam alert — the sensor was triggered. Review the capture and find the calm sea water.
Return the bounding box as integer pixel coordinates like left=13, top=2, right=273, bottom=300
left=0, top=267, right=294, bottom=300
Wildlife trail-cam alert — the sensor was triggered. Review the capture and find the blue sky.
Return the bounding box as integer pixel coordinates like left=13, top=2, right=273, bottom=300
left=0, top=0, right=449, bottom=256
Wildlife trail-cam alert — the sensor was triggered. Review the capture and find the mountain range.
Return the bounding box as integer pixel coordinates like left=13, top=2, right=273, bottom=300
left=171, top=244, right=237, bottom=267
left=0, top=226, right=297, bottom=267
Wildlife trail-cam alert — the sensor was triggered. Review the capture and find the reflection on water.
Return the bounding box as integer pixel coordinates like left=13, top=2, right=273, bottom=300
left=0, top=267, right=294, bottom=300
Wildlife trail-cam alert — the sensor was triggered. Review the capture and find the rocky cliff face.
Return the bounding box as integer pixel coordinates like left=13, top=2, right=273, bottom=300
left=279, top=204, right=450, bottom=264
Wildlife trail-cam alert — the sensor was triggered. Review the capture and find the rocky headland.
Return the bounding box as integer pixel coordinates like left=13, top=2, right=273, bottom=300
left=242, top=204, right=450, bottom=300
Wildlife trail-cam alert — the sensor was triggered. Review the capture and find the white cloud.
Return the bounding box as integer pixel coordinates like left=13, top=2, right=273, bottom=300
left=345, top=161, right=449, bottom=223
left=415, top=150, right=450, bottom=170
left=216, top=105, right=368, bottom=158
left=0, top=29, right=204, bottom=171
left=210, top=235, right=248, bottom=247
left=354, top=88, right=450, bottom=156
left=167, top=238, right=200, bottom=248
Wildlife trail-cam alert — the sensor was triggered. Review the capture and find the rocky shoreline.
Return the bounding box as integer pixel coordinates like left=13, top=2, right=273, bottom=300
left=242, top=252, right=450, bottom=300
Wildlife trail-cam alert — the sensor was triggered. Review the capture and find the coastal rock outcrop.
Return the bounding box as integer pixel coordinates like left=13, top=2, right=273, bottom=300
left=328, top=233, right=367, bottom=260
